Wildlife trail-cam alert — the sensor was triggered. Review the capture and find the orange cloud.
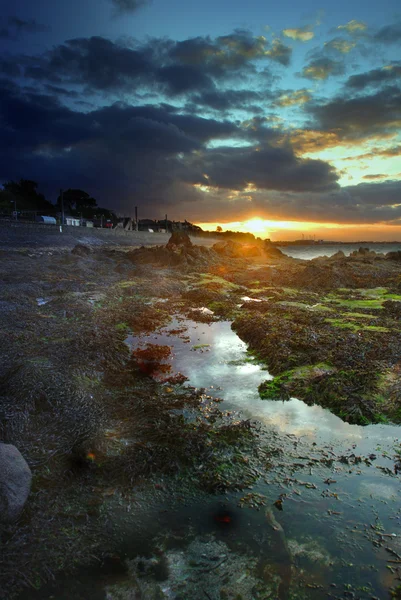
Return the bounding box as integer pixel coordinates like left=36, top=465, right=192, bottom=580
left=363, top=173, right=388, bottom=180
left=276, top=89, right=312, bottom=107
left=337, top=20, right=367, bottom=34
left=343, top=145, right=401, bottom=161
left=283, top=27, right=314, bottom=42
left=325, top=38, right=356, bottom=53
left=285, top=129, right=343, bottom=153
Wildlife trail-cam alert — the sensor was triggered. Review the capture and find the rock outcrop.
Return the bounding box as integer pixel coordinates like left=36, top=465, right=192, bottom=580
left=165, top=231, right=193, bottom=250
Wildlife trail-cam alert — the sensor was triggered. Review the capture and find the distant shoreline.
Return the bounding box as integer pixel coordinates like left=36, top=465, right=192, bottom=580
left=274, top=240, right=401, bottom=246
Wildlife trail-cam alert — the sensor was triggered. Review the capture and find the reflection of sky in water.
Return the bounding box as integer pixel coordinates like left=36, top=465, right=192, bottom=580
left=128, top=319, right=401, bottom=454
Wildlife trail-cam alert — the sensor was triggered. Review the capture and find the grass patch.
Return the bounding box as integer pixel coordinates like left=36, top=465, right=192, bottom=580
left=325, top=298, right=384, bottom=310
left=197, top=273, right=239, bottom=289
left=341, top=312, right=379, bottom=320
left=325, top=318, right=389, bottom=332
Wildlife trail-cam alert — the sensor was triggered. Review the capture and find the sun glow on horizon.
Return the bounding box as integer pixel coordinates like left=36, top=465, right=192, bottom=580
left=196, top=217, right=332, bottom=239
left=195, top=218, right=401, bottom=242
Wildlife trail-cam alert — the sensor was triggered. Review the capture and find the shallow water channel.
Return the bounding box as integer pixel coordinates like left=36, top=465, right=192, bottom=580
left=130, top=316, right=401, bottom=450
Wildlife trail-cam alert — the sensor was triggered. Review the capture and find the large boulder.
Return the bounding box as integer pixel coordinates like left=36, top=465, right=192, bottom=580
left=386, top=251, right=401, bottom=262
left=0, top=444, right=32, bottom=523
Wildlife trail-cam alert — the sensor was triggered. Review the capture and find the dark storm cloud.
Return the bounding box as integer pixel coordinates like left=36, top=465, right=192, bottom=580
left=308, top=86, right=401, bottom=139
left=24, top=65, right=63, bottom=84
left=167, top=30, right=273, bottom=73
left=92, top=103, right=239, bottom=144
left=14, top=31, right=286, bottom=102
left=0, top=58, right=21, bottom=77
left=245, top=180, right=401, bottom=224
left=189, top=89, right=267, bottom=112
left=345, top=63, right=401, bottom=90
left=44, top=85, right=79, bottom=98
left=110, top=0, right=151, bottom=13
left=0, top=80, right=238, bottom=154
left=0, top=76, right=341, bottom=216
left=156, top=64, right=214, bottom=95
left=373, top=22, right=401, bottom=44
left=0, top=16, right=50, bottom=39
left=184, top=145, right=338, bottom=193
left=45, top=37, right=151, bottom=91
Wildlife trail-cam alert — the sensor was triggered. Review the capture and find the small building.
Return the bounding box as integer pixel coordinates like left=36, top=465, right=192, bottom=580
left=36, top=215, right=57, bottom=225
left=65, top=217, right=80, bottom=227
left=138, top=219, right=160, bottom=232
left=83, top=220, right=94, bottom=228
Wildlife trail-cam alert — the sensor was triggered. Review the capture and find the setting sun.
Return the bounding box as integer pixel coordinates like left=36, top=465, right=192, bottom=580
left=242, top=218, right=269, bottom=235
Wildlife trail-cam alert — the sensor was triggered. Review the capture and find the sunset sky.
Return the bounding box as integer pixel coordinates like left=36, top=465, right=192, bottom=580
left=0, top=0, right=401, bottom=240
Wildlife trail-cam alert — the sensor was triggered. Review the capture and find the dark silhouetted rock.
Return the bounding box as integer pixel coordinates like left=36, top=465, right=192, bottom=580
left=71, top=244, right=91, bottom=256
left=348, top=247, right=378, bottom=261
left=386, top=251, right=401, bottom=262
left=328, top=251, right=346, bottom=261
left=0, top=444, right=32, bottom=523
left=264, top=245, right=285, bottom=259
left=166, top=232, right=192, bottom=250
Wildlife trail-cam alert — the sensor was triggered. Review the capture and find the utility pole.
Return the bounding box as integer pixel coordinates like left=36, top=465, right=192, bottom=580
left=60, top=189, right=64, bottom=230
left=135, top=206, right=138, bottom=231
left=11, top=199, right=17, bottom=221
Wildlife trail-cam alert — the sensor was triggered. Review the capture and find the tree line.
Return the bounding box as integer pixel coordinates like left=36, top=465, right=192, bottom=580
left=0, top=180, right=116, bottom=221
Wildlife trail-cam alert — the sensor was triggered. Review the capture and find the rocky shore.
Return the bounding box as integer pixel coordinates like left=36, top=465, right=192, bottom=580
left=1, top=234, right=401, bottom=599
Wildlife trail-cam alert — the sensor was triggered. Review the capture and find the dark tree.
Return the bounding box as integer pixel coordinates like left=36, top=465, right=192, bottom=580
left=56, top=189, right=98, bottom=219
left=2, top=179, right=53, bottom=212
